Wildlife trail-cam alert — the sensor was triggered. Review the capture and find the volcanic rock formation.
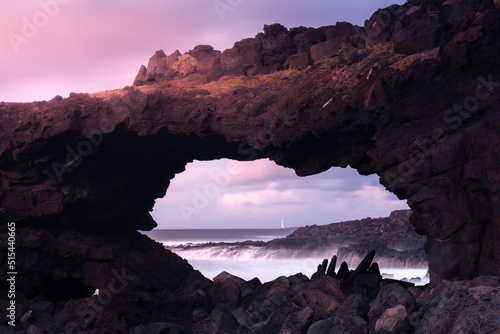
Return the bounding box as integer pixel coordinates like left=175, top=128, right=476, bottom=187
left=0, top=0, right=499, bottom=292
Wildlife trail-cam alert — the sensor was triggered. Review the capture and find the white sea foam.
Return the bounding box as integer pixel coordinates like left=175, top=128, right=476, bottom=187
left=170, top=247, right=429, bottom=285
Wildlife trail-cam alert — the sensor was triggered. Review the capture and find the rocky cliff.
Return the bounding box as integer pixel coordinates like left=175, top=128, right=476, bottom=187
left=0, top=0, right=499, bottom=290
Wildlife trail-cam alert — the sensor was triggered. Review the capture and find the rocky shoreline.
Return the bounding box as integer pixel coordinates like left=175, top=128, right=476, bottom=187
left=169, top=210, right=429, bottom=269
left=2, top=226, right=497, bottom=333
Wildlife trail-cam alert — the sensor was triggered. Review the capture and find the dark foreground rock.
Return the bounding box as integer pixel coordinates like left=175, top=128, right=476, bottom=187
left=0, top=227, right=212, bottom=333
left=1, top=228, right=498, bottom=333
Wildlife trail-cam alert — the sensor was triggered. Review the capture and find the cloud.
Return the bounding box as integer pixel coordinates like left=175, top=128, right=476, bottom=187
left=152, top=159, right=408, bottom=228
left=1, top=0, right=405, bottom=102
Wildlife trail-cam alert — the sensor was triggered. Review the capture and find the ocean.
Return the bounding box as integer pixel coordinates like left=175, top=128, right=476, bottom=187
left=142, top=229, right=429, bottom=285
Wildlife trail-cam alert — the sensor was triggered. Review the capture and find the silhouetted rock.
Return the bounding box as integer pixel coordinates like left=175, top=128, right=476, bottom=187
left=343, top=249, right=376, bottom=287
left=327, top=255, right=337, bottom=278
left=337, top=262, right=350, bottom=281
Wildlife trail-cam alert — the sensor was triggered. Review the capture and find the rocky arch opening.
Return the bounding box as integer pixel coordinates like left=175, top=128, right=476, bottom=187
left=147, top=159, right=429, bottom=282
left=151, top=159, right=409, bottom=229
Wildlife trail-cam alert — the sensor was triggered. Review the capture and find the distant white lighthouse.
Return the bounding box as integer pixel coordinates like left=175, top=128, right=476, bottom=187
left=281, top=220, right=285, bottom=229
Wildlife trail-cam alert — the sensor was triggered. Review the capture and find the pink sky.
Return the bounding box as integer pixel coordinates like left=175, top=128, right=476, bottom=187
left=0, top=0, right=403, bottom=102
left=1, top=0, right=408, bottom=228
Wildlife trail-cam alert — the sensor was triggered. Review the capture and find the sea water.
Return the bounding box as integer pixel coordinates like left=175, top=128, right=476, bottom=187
left=142, top=229, right=429, bottom=285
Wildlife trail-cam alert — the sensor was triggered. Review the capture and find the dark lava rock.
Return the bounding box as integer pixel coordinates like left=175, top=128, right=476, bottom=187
left=375, top=304, right=413, bottom=332
left=368, top=284, right=416, bottom=320
left=211, top=271, right=256, bottom=308
left=307, top=319, right=336, bottom=334
left=0, top=227, right=211, bottom=332
left=310, top=38, right=344, bottom=62
left=129, top=322, right=190, bottom=334
left=415, top=276, right=500, bottom=334
left=288, top=52, right=312, bottom=70
left=192, top=304, right=247, bottom=334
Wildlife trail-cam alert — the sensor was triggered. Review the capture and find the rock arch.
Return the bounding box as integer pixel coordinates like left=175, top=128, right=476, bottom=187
left=1, top=2, right=499, bottom=286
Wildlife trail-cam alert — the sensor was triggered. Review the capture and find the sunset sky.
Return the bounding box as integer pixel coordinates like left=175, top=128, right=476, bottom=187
left=1, top=0, right=408, bottom=229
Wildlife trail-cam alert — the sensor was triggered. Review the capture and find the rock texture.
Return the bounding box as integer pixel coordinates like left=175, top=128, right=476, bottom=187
left=0, top=0, right=499, bottom=289
left=264, top=210, right=427, bottom=265
left=0, top=226, right=212, bottom=333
